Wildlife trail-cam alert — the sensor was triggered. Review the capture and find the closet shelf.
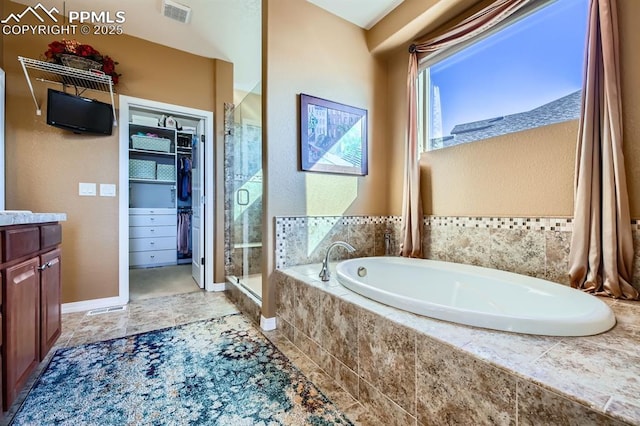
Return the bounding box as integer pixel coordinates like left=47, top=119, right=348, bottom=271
left=130, top=178, right=176, bottom=184
left=129, top=148, right=176, bottom=157
left=18, top=56, right=117, bottom=125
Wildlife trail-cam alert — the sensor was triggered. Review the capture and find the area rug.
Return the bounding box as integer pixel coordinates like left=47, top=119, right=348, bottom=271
left=11, top=314, right=353, bottom=425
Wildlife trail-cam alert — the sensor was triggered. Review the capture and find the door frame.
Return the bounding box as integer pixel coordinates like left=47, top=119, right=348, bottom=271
left=118, top=95, right=215, bottom=302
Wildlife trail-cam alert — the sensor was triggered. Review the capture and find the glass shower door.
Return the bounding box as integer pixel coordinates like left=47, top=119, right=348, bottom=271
left=225, top=83, right=262, bottom=299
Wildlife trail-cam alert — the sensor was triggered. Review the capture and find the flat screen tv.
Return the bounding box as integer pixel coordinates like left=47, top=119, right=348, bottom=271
left=46, top=89, right=113, bottom=135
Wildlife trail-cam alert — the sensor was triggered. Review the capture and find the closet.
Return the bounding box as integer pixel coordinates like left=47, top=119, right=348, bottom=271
left=128, top=108, right=196, bottom=269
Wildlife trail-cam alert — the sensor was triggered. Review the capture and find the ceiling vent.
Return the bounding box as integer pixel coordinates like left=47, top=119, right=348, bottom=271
left=162, top=0, right=192, bottom=24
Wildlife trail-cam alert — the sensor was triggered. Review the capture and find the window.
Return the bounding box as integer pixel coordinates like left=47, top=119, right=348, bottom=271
left=418, top=0, right=588, bottom=151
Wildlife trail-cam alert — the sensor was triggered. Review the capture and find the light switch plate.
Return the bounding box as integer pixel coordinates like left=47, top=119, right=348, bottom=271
left=79, top=182, right=97, bottom=196
left=100, top=184, right=117, bottom=197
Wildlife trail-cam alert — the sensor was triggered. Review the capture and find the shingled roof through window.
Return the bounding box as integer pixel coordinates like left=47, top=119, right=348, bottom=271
left=433, top=90, right=582, bottom=149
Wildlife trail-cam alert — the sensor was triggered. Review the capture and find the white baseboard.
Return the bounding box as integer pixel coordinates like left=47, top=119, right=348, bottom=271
left=260, top=315, right=276, bottom=331
left=206, top=282, right=226, bottom=292
left=62, top=296, right=129, bottom=314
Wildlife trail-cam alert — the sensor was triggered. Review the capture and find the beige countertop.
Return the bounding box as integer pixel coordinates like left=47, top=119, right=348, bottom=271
left=0, top=211, right=67, bottom=226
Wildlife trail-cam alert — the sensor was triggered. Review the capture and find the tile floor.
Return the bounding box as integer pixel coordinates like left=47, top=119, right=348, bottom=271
left=2, top=290, right=373, bottom=425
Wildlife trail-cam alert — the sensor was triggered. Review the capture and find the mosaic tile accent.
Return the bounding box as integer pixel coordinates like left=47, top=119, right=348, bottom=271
left=426, top=216, right=573, bottom=231
left=275, top=215, right=640, bottom=290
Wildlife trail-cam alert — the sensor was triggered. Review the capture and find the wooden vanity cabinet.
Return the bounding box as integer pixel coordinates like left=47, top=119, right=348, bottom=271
left=39, top=248, right=61, bottom=360
left=1, top=223, right=62, bottom=412
left=4, top=256, right=40, bottom=411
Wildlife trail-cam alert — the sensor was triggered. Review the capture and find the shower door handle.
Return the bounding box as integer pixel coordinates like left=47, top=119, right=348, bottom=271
left=236, top=189, right=250, bottom=206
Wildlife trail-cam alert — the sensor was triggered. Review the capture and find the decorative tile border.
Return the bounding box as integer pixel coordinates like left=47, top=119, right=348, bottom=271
left=427, top=216, right=573, bottom=232
left=275, top=214, right=640, bottom=288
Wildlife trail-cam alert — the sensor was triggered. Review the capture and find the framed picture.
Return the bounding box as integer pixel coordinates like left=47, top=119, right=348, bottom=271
left=300, top=94, right=368, bottom=176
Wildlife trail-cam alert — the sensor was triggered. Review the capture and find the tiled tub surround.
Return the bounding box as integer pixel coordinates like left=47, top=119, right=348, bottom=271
left=276, top=215, right=640, bottom=289
left=275, top=216, right=402, bottom=269
left=274, top=265, right=640, bottom=425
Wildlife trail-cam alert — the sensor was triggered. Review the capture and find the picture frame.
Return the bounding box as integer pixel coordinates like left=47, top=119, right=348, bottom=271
left=300, top=94, right=368, bottom=176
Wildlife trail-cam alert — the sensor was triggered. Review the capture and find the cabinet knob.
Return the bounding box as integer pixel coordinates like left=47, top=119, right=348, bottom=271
left=150, top=241, right=155, bottom=245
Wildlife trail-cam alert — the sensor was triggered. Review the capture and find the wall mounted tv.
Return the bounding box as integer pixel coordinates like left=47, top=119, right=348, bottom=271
left=46, top=89, right=114, bottom=136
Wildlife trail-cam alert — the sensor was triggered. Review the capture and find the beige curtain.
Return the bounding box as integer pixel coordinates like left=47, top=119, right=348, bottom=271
left=402, top=0, right=531, bottom=257
left=569, top=0, right=639, bottom=300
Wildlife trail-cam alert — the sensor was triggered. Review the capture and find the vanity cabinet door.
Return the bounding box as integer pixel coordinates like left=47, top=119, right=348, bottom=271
left=3, top=257, right=40, bottom=410
left=40, top=249, right=61, bottom=361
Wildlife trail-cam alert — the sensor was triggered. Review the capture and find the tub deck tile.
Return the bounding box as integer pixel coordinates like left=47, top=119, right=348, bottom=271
left=278, top=264, right=640, bottom=425
left=416, top=335, right=516, bottom=426
left=358, top=309, right=416, bottom=415
left=319, top=292, right=359, bottom=370
left=385, top=309, right=483, bottom=348
left=459, top=330, right=560, bottom=371
left=517, top=380, right=627, bottom=426
left=521, top=338, right=640, bottom=414
left=358, top=378, right=416, bottom=426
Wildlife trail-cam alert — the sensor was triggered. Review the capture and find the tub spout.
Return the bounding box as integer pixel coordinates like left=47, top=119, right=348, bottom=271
left=319, top=241, right=356, bottom=282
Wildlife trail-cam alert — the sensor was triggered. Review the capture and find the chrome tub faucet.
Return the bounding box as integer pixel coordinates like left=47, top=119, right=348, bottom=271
left=319, top=241, right=356, bottom=281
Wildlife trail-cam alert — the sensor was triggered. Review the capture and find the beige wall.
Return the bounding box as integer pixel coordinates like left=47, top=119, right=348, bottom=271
left=382, top=0, right=640, bottom=219
left=619, top=0, right=640, bottom=218
left=2, top=1, right=231, bottom=302
left=262, top=0, right=390, bottom=317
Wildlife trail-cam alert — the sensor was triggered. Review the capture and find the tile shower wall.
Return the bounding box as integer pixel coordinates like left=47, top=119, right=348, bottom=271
left=276, top=215, right=640, bottom=288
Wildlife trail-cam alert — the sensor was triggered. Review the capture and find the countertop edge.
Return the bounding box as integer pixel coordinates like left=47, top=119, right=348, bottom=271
left=0, top=212, right=67, bottom=226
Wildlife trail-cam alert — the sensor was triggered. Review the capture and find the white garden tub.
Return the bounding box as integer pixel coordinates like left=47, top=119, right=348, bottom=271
left=335, top=257, right=615, bottom=336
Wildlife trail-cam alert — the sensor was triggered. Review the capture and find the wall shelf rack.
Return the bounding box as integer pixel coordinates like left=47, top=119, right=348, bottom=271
left=18, top=56, right=117, bottom=126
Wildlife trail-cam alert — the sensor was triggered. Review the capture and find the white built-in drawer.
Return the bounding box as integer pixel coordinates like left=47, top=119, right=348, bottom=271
left=130, top=249, right=177, bottom=267
left=129, top=236, right=176, bottom=252
left=130, top=214, right=176, bottom=227
left=129, top=225, right=177, bottom=239
left=129, top=208, right=176, bottom=216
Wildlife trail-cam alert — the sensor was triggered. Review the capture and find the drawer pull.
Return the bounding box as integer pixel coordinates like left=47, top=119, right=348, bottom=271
left=150, top=241, right=155, bottom=245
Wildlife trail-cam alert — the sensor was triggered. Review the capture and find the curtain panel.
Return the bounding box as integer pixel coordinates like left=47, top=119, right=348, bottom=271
left=402, top=0, right=531, bottom=257
left=568, top=0, right=639, bottom=300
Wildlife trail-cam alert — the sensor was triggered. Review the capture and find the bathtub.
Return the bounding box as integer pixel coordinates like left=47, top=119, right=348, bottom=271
left=335, top=257, right=615, bottom=336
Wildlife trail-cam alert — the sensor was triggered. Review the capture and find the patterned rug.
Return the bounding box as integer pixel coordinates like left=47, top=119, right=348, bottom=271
left=11, top=314, right=353, bottom=425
